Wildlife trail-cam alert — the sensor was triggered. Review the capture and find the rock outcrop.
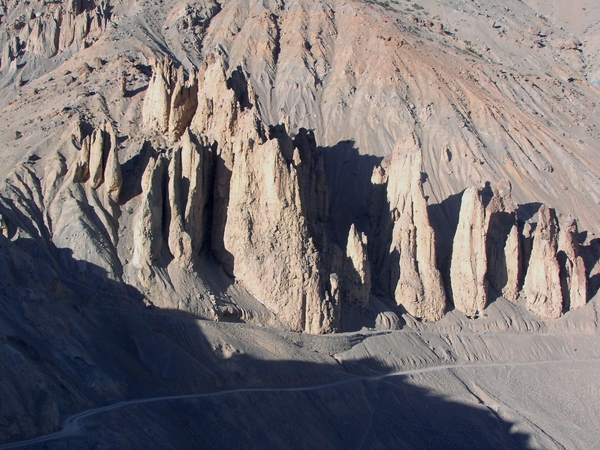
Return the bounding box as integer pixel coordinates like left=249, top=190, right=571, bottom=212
left=450, top=187, right=488, bottom=316
left=220, top=124, right=337, bottom=333
left=386, top=138, right=446, bottom=322
left=142, top=58, right=174, bottom=134
left=73, top=121, right=121, bottom=202
left=132, top=156, right=168, bottom=268
left=343, top=224, right=371, bottom=307
left=558, top=217, right=587, bottom=310
left=522, top=205, right=563, bottom=320
left=142, top=58, right=199, bottom=141
left=104, top=121, right=122, bottom=203
left=169, top=67, right=199, bottom=141
left=88, top=123, right=105, bottom=189
left=485, top=182, right=520, bottom=302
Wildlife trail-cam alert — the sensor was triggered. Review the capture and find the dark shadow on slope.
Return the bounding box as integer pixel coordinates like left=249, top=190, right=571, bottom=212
left=209, top=151, right=235, bottom=276
left=319, top=140, right=383, bottom=249
left=123, top=84, right=148, bottom=98
left=516, top=202, right=543, bottom=223
left=581, top=238, right=600, bottom=300
left=0, top=232, right=536, bottom=449
left=226, top=66, right=252, bottom=111
left=428, top=189, right=464, bottom=307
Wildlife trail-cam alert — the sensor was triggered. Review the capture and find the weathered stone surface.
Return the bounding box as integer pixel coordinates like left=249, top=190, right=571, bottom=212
left=503, top=224, right=521, bottom=302
left=73, top=134, right=91, bottom=183
left=132, top=156, right=167, bottom=267
left=221, top=132, right=336, bottom=333
left=181, top=128, right=211, bottom=260
left=88, top=123, right=105, bottom=189
left=344, top=223, right=371, bottom=307
left=167, top=146, right=192, bottom=265
left=169, top=67, right=198, bottom=141
left=485, top=184, right=520, bottom=302
left=451, top=187, right=488, bottom=316
left=387, top=138, right=446, bottom=321
left=523, top=205, right=563, bottom=320
left=142, top=57, right=173, bottom=134
left=104, top=122, right=122, bottom=203
left=558, top=217, right=587, bottom=310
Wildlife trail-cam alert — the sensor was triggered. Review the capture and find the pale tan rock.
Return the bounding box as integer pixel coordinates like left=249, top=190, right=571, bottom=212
left=2, top=36, right=19, bottom=66
left=104, top=122, right=122, bottom=203
left=73, top=134, right=91, bottom=183
left=169, top=67, right=198, bottom=141
left=167, top=146, right=193, bottom=264
left=88, top=123, right=105, bottom=189
left=503, top=224, right=521, bottom=302
left=371, top=165, right=387, bottom=185
left=485, top=185, right=520, bottom=302
left=132, top=156, right=167, bottom=267
left=119, top=71, right=127, bottom=96
left=451, top=187, right=488, bottom=316
left=558, top=217, right=587, bottom=310
left=523, top=205, right=563, bottom=320
left=187, top=58, right=338, bottom=332
left=190, top=56, right=239, bottom=141
left=180, top=129, right=210, bottom=259
left=344, top=224, right=371, bottom=306
left=142, top=57, right=173, bottom=134
left=387, top=139, right=446, bottom=321
left=221, top=133, right=336, bottom=334
left=28, top=16, right=59, bottom=57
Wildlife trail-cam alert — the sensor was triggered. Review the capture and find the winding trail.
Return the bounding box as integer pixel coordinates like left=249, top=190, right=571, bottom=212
left=1, top=358, right=598, bottom=449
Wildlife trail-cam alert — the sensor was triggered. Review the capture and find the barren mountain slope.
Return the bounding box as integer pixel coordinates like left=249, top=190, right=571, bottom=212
left=1, top=0, right=600, bottom=447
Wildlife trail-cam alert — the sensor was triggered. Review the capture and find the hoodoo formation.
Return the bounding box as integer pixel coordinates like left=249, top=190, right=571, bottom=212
left=1, top=0, right=600, bottom=448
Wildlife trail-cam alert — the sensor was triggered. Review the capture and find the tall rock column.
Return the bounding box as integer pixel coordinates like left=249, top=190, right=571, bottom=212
left=169, top=67, right=199, bottom=141
left=450, top=187, right=488, bottom=316
left=221, top=131, right=336, bottom=333
left=132, top=156, right=168, bottom=268
left=558, top=217, right=587, bottom=310
left=104, top=121, right=122, bottom=203
left=344, top=224, right=371, bottom=307
left=181, top=129, right=211, bottom=261
left=386, top=137, right=446, bottom=321
left=89, top=122, right=105, bottom=189
left=522, top=205, right=563, bottom=320
left=142, top=58, right=174, bottom=134
left=187, top=58, right=337, bottom=333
